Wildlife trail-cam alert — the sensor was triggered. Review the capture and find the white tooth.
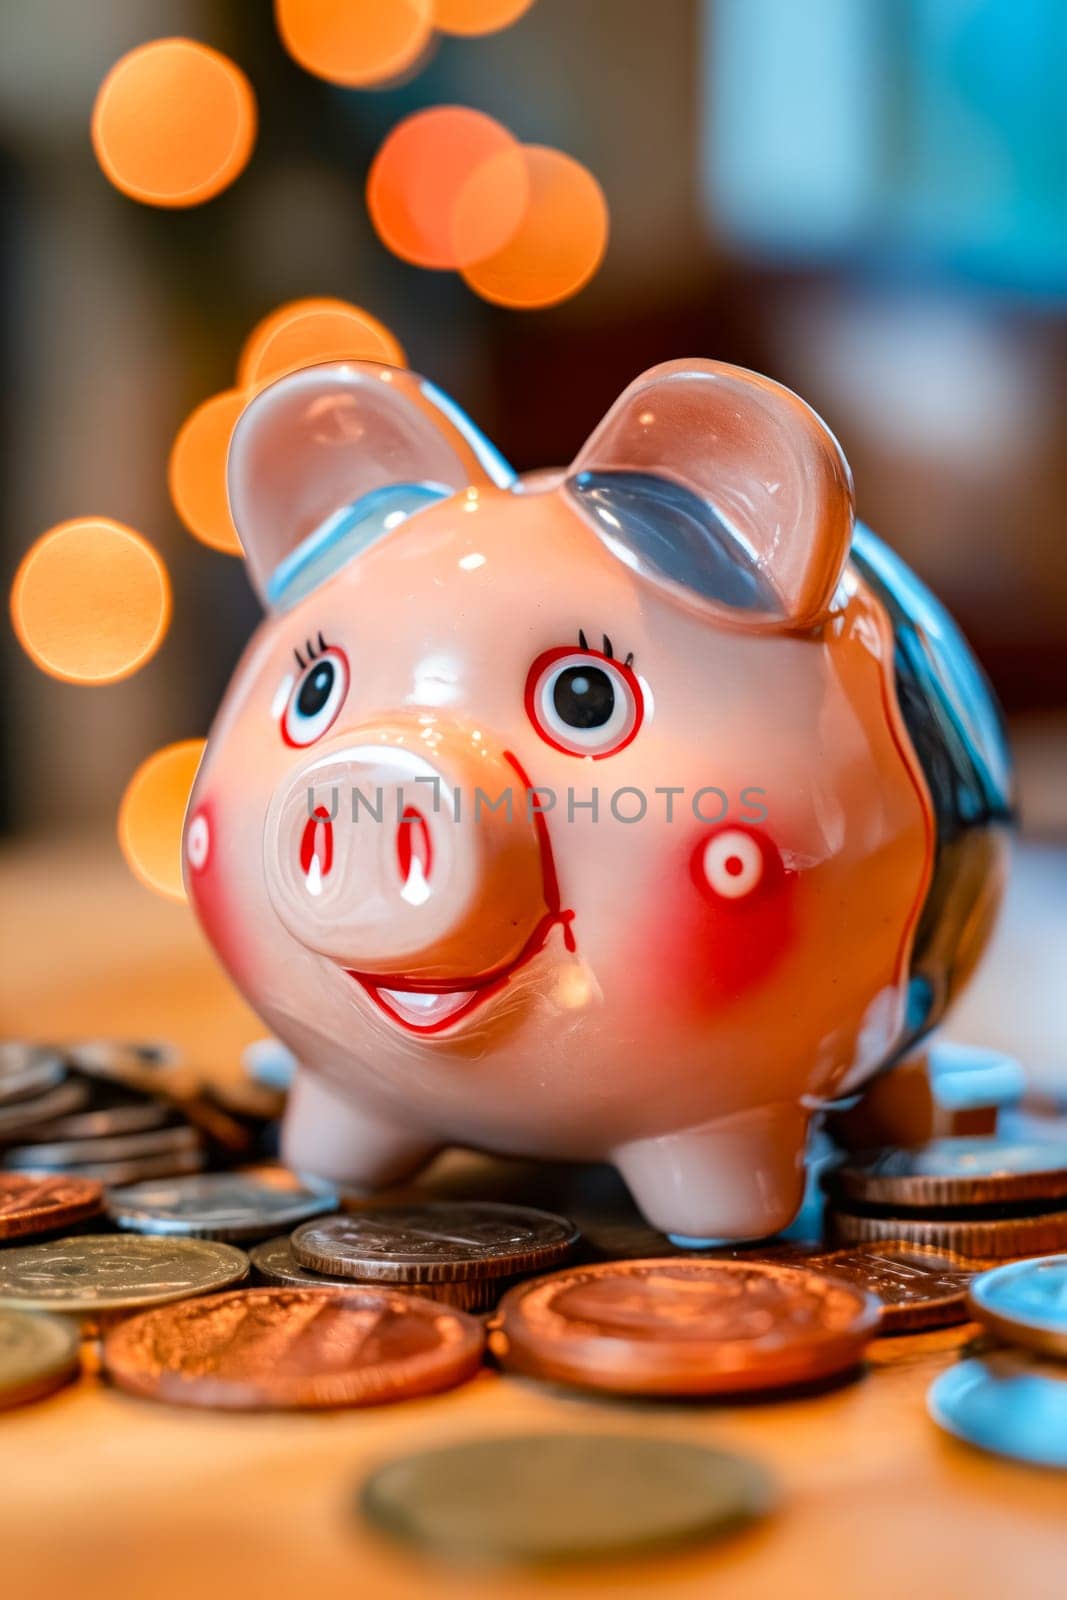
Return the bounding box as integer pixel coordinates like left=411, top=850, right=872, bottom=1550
left=400, top=858, right=431, bottom=908
left=379, top=988, right=476, bottom=1027
left=305, top=853, right=323, bottom=897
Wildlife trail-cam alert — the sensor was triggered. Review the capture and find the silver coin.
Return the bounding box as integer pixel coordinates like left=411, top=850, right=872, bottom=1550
left=248, top=1234, right=503, bottom=1311
left=3, top=1123, right=201, bottom=1171
left=67, top=1040, right=177, bottom=1077
left=928, top=1350, right=1067, bottom=1469
left=106, top=1170, right=338, bottom=1240
left=6, top=1100, right=171, bottom=1144
left=0, top=1307, right=81, bottom=1408
left=0, top=1045, right=66, bottom=1106
left=968, top=1255, right=1067, bottom=1359
left=0, top=1234, right=249, bottom=1315
left=0, top=1080, right=90, bottom=1139
left=55, top=1148, right=206, bottom=1186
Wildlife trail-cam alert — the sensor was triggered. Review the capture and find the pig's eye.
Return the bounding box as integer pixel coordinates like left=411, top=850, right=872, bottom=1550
left=281, top=648, right=349, bottom=747
left=525, top=647, right=643, bottom=757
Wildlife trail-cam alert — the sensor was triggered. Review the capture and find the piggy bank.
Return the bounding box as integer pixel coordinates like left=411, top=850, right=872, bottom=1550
left=185, top=359, right=1012, bottom=1240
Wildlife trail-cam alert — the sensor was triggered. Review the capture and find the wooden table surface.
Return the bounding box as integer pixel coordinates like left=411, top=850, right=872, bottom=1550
left=2, top=833, right=1065, bottom=1599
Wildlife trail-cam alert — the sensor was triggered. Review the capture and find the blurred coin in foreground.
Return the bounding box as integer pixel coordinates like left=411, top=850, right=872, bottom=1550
left=827, top=1205, right=1067, bottom=1259
left=107, top=1169, right=338, bottom=1240
left=293, top=1202, right=579, bottom=1285
left=828, top=1138, right=1067, bottom=1210
left=0, top=1174, right=104, bottom=1240
left=968, top=1256, right=1067, bottom=1360
left=0, top=1308, right=80, bottom=1409
left=0, top=1235, right=248, bottom=1316
left=360, top=1433, right=774, bottom=1564
left=499, top=1259, right=878, bottom=1395
left=928, top=1350, right=1067, bottom=1469
left=103, top=1285, right=484, bottom=1410
left=0, top=1044, right=65, bottom=1106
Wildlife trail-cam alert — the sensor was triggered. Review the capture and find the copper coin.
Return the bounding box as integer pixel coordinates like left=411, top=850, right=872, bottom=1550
left=0, top=1235, right=249, bottom=1315
left=103, top=1285, right=485, bottom=1410
left=0, top=1308, right=80, bottom=1409
left=0, top=1044, right=65, bottom=1105
left=731, top=1241, right=982, bottom=1332
left=498, top=1258, right=879, bottom=1395
left=0, top=1080, right=90, bottom=1140
left=0, top=1173, right=103, bottom=1240
left=292, top=1202, right=579, bottom=1286
left=250, top=1234, right=510, bottom=1312
left=828, top=1137, right=1067, bottom=1209
left=827, top=1204, right=1067, bottom=1259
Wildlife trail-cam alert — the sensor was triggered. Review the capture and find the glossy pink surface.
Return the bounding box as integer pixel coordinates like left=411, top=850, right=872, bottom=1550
left=186, top=359, right=954, bottom=1240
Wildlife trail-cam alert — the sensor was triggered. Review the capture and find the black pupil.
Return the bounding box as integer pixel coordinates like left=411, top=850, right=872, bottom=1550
left=297, top=661, right=335, bottom=719
left=553, top=665, right=615, bottom=729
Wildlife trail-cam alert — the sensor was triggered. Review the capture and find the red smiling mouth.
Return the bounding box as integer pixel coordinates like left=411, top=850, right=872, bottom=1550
left=345, top=750, right=575, bottom=1036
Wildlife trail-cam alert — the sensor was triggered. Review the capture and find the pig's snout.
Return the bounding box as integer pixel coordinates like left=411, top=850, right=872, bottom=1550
left=265, top=729, right=551, bottom=983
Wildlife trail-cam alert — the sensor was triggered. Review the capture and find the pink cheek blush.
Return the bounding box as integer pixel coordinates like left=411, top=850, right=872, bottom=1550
left=643, top=827, right=795, bottom=1016
left=184, top=801, right=247, bottom=982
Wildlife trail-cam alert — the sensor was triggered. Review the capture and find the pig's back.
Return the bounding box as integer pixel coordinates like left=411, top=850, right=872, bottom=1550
left=849, top=524, right=1014, bottom=1057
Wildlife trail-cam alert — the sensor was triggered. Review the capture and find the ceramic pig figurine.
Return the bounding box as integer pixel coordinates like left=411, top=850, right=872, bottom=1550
left=185, top=359, right=1013, bottom=1240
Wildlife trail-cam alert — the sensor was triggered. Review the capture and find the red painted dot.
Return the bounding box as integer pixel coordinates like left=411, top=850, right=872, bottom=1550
left=724, top=856, right=744, bottom=877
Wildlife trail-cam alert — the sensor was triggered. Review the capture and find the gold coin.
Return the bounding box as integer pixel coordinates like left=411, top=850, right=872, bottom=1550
left=360, top=1434, right=775, bottom=1563
left=0, top=1307, right=80, bottom=1408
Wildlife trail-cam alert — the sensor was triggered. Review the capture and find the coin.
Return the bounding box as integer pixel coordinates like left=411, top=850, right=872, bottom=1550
left=928, top=1350, right=1067, bottom=1469
left=0, top=1174, right=104, bottom=1240
left=0, top=1043, right=65, bottom=1105
left=360, top=1434, right=775, bottom=1564
left=827, top=1204, right=1067, bottom=1259
left=249, top=1234, right=359, bottom=1289
left=0, top=1308, right=80, bottom=1409
left=734, top=1241, right=981, bottom=1333
left=47, top=1148, right=206, bottom=1186
left=0, top=1079, right=89, bottom=1139
left=0, top=1235, right=248, bottom=1315
left=249, top=1234, right=502, bottom=1311
left=292, top=1202, right=580, bottom=1286
left=498, top=1258, right=879, bottom=1395
left=967, top=1255, right=1067, bottom=1359
left=106, top=1169, right=338, bottom=1240
left=2, top=1123, right=202, bottom=1171
left=828, top=1137, right=1067, bottom=1209
left=5, top=1099, right=172, bottom=1144
left=102, top=1285, right=485, bottom=1410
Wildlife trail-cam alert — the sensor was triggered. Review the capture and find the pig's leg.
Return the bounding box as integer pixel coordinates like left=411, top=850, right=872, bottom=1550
left=612, top=1102, right=808, bottom=1242
left=282, top=1069, right=439, bottom=1189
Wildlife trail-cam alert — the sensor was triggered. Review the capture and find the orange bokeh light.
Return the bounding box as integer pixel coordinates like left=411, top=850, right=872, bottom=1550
left=275, top=0, right=434, bottom=87
left=367, top=106, right=526, bottom=270
left=10, top=520, right=172, bottom=684
left=458, top=144, right=609, bottom=308
left=168, top=390, right=248, bottom=556
left=433, top=0, right=536, bottom=34
left=91, top=38, right=256, bottom=209
left=118, top=739, right=206, bottom=902
left=237, top=298, right=406, bottom=388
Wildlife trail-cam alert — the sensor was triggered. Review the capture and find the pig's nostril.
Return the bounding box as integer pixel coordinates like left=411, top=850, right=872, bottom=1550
left=397, top=805, right=433, bottom=907
left=299, top=805, right=334, bottom=895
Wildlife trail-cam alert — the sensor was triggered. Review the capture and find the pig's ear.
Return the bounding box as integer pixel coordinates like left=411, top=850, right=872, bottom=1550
left=228, top=362, right=513, bottom=608
left=567, top=360, right=854, bottom=630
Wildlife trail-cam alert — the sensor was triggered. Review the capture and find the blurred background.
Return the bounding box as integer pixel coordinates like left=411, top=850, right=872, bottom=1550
left=0, top=0, right=1064, bottom=1075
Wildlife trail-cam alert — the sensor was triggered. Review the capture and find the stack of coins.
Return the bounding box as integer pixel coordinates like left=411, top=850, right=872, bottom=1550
left=0, top=1039, right=290, bottom=1184
left=273, top=1202, right=581, bottom=1312
left=927, top=1254, right=1067, bottom=1468
left=823, top=1136, right=1067, bottom=1260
